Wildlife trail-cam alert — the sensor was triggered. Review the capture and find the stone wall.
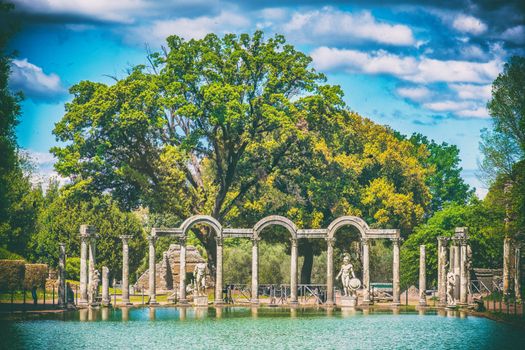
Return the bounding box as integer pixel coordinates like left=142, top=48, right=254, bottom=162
left=134, top=244, right=211, bottom=293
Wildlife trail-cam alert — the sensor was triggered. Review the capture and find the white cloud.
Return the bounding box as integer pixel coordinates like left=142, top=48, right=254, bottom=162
left=21, top=149, right=69, bottom=190
left=396, top=86, right=431, bottom=102
left=283, top=8, right=415, bottom=46
left=423, top=100, right=489, bottom=118
left=501, top=25, right=525, bottom=45
left=13, top=0, right=149, bottom=23
left=10, top=58, right=65, bottom=102
left=452, top=14, right=487, bottom=35
left=124, top=11, right=250, bottom=45
left=310, top=47, right=502, bottom=84
left=448, top=83, right=492, bottom=101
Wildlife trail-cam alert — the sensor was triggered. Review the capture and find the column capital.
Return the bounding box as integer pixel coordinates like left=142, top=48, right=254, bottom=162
left=361, top=237, right=369, bottom=245
left=290, top=238, right=298, bottom=247
left=390, top=237, right=401, bottom=246
left=148, top=235, right=158, bottom=244
left=325, top=237, right=336, bottom=247
left=80, top=224, right=96, bottom=236
left=437, top=236, right=449, bottom=244
left=251, top=236, right=261, bottom=244
left=120, top=235, right=133, bottom=243
left=216, top=236, right=224, bottom=246
left=179, top=236, right=187, bottom=245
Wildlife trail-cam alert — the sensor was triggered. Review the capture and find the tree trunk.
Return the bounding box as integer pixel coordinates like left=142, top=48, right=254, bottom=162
left=300, top=241, right=314, bottom=284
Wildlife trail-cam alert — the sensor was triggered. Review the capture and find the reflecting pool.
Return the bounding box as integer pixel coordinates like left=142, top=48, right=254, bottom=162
left=1, top=307, right=523, bottom=349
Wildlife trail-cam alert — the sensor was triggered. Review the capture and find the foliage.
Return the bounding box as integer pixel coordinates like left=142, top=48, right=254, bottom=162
left=0, top=259, right=25, bottom=291
left=29, top=186, right=146, bottom=281
left=0, top=247, right=24, bottom=260
left=400, top=200, right=504, bottom=289
left=66, top=257, right=80, bottom=281
left=408, top=133, right=473, bottom=214
left=23, top=263, right=47, bottom=289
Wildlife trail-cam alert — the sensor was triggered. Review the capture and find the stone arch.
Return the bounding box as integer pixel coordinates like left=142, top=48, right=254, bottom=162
left=253, top=215, right=298, bottom=240
left=179, top=215, right=222, bottom=238
left=327, top=216, right=369, bottom=240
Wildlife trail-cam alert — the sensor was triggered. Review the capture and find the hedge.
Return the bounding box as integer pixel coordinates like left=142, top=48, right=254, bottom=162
left=24, top=264, right=48, bottom=289
left=0, top=260, right=25, bottom=291
left=0, top=247, right=24, bottom=260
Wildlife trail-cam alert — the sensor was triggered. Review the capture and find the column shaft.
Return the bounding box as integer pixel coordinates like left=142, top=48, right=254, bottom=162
left=102, top=266, right=110, bottom=306
left=88, top=237, right=97, bottom=288
left=362, top=238, right=370, bottom=304
left=326, top=238, right=335, bottom=305
left=251, top=238, right=259, bottom=303
left=148, top=236, right=158, bottom=304
left=290, top=238, right=298, bottom=304
left=179, top=238, right=187, bottom=303
left=215, top=237, right=223, bottom=304
left=503, top=237, right=512, bottom=296
left=79, top=235, right=88, bottom=305
left=392, top=238, right=401, bottom=305
left=121, top=236, right=131, bottom=304
left=58, top=243, right=66, bottom=307
left=437, top=237, right=449, bottom=306
left=419, top=244, right=427, bottom=306
left=459, top=240, right=468, bottom=305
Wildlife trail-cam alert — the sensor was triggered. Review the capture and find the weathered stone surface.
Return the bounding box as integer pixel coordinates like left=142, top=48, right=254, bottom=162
left=135, top=244, right=209, bottom=292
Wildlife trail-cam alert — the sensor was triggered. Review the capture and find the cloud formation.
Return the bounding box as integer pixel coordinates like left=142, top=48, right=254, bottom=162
left=310, top=47, right=502, bottom=84
left=452, top=14, right=487, bottom=35
left=282, top=8, right=415, bottom=46
left=9, top=58, right=66, bottom=103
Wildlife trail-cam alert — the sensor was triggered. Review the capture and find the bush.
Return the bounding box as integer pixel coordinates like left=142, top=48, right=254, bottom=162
left=24, top=264, right=48, bottom=289
left=0, top=247, right=24, bottom=260
left=66, top=257, right=81, bottom=281
left=0, top=260, right=25, bottom=291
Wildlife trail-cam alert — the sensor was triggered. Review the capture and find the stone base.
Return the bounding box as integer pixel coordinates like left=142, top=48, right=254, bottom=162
left=89, top=302, right=100, bottom=308
left=339, top=296, right=357, bottom=307
left=250, top=299, right=259, bottom=304
left=194, top=295, right=208, bottom=307
left=178, top=299, right=189, bottom=305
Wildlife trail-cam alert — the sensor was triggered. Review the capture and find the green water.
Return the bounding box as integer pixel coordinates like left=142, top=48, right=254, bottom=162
left=1, top=307, right=523, bottom=349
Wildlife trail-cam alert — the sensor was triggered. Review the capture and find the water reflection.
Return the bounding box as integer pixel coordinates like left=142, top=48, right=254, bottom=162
left=341, top=307, right=357, bottom=318
left=180, top=307, right=186, bottom=321
left=102, top=307, right=109, bottom=321
left=79, top=308, right=87, bottom=322
left=215, top=307, right=223, bottom=319
left=251, top=307, right=258, bottom=319
left=122, top=307, right=129, bottom=321
left=149, top=307, right=156, bottom=321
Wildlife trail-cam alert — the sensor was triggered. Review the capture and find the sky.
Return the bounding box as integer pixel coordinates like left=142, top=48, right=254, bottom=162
left=5, top=0, right=525, bottom=198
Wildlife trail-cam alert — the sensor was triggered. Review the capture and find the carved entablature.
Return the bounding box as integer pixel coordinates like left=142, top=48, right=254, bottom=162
left=297, top=229, right=328, bottom=239
left=222, top=228, right=253, bottom=238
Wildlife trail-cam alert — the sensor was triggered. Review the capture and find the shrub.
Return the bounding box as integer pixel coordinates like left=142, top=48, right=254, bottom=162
left=24, top=264, right=48, bottom=289
left=66, top=257, right=81, bottom=281
left=0, top=247, right=24, bottom=260
left=0, top=260, right=25, bottom=291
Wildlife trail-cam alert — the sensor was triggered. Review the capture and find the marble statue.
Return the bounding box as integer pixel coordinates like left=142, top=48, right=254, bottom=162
left=193, top=262, right=207, bottom=296
left=336, top=255, right=356, bottom=297
left=446, top=271, right=456, bottom=306
left=89, top=269, right=100, bottom=304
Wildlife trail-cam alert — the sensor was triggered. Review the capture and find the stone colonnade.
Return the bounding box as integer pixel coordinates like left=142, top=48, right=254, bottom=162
left=436, top=227, right=470, bottom=306
left=150, top=215, right=401, bottom=306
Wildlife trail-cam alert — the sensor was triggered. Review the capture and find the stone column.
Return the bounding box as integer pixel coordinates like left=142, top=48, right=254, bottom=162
left=102, top=266, right=110, bottom=306
left=326, top=237, right=335, bottom=306
left=148, top=235, right=158, bottom=305
left=437, top=237, right=449, bottom=307
left=362, top=238, right=371, bottom=304
left=251, top=237, right=259, bottom=304
left=121, top=235, right=132, bottom=305
left=419, top=244, right=427, bottom=306
left=215, top=236, right=224, bottom=304
left=179, top=237, right=188, bottom=304
left=290, top=238, right=298, bottom=304
left=459, top=238, right=468, bottom=305
left=503, top=237, right=512, bottom=297
left=79, top=226, right=90, bottom=306
left=515, top=244, right=522, bottom=303
left=452, top=238, right=460, bottom=300
left=58, top=243, right=66, bottom=307
left=88, top=233, right=97, bottom=289
left=392, top=237, right=401, bottom=306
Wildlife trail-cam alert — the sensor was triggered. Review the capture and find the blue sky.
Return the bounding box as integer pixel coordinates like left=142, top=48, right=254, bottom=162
left=6, top=0, right=525, bottom=197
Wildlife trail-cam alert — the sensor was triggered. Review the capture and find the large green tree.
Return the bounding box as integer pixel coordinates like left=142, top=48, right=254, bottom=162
left=408, top=134, right=473, bottom=214
left=52, top=31, right=342, bottom=269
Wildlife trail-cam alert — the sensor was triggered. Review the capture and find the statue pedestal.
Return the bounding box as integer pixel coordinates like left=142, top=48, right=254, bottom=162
left=339, top=296, right=357, bottom=307
left=193, top=295, right=208, bottom=307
